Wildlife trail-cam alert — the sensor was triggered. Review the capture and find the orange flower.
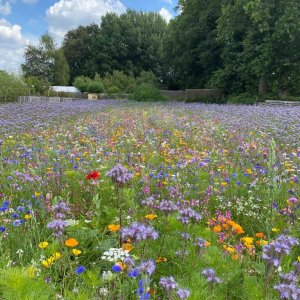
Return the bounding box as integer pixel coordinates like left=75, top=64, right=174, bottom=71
left=213, top=225, right=222, bottom=233
left=122, top=243, right=134, bottom=252
left=205, top=241, right=211, bottom=247
left=117, top=262, right=126, bottom=271
left=255, top=232, right=265, bottom=238
left=65, top=238, right=79, bottom=247
left=108, top=224, right=121, bottom=232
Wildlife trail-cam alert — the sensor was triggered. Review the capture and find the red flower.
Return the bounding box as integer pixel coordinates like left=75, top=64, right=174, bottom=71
left=85, top=171, right=100, bottom=180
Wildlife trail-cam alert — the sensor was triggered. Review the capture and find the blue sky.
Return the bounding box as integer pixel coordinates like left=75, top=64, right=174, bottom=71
left=0, top=0, right=176, bottom=71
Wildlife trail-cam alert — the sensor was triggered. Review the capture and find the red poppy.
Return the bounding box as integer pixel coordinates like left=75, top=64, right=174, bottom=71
left=85, top=171, right=101, bottom=180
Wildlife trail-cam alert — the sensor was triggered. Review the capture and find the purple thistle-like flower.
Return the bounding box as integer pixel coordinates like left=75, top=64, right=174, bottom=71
left=156, top=200, right=178, bottom=214
left=201, top=268, right=222, bottom=284
left=159, top=276, right=178, bottom=291
left=262, top=235, right=299, bottom=267
left=176, top=289, right=191, bottom=299
left=177, top=207, right=202, bottom=224
left=138, top=259, right=156, bottom=276
left=106, top=164, right=133, bottom=186
left=121, top=222, right=158, bottom=242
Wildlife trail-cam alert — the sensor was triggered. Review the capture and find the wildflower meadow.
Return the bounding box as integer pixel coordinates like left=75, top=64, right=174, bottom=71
left=0, top=100, right=299, bottom=300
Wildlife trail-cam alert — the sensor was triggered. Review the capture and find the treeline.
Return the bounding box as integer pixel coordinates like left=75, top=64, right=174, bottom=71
left=19, top=1, right=300, bottom=99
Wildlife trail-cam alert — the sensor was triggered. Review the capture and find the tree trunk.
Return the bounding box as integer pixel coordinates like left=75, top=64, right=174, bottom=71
left=258, top=77, right=267, bottom=96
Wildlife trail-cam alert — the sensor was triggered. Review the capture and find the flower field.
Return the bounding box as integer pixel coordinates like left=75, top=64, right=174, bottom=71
left=0, top=101, right=299, bottom=300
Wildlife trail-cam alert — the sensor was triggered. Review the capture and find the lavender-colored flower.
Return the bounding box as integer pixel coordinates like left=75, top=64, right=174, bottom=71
left=180, top=232, right=191, bottom=240
left=47, top=201, right=70, bottom=237
left=123, top=256, right=135, bottom=268
left=177, top=207, right=202, bottom=224
left=121, top=222, right=158, bottom=242
left=201, top=268, right=222, bottom=284
left=176, top=289, right=191, bottom=299
left=194, top=237, right=206, bottom=248
left=138, top=259, right=156, bottom=276
left=262, top=235, right=299, bottom=267
left=159, top=276, right=178, bottom=291
left=106, top=164, right=133, bottom=186
left=47, top=219, right=69, bottom=237
left=156, top=200, right=178, bottom=214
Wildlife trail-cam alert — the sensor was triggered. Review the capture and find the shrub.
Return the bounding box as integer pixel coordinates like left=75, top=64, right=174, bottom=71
left=226, top=93, right=261, bottom=105
left=0, top=70, right=28, bottom=102
left=132, top=83, right=167, bottom=102
left=73, top=75, right=104, bottom=93
left=102, top=70, right=137, bottom=94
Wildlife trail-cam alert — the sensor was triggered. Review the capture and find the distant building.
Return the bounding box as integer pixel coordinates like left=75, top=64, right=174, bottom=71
left=52, top=86, right=80, bottom=93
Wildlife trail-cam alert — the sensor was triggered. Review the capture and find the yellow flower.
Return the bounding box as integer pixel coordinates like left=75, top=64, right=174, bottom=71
left=213, top=225, right=222, bottom=233
left=108, top=224, right=121, bottom=232
left=72, top=249, right=82, bottom=256
left=38, top=241, right=49, bottom=249
left=246, top=169, right=253, bottom=175
left=205, top=241, right=211, bottom=247
left=52, top=252, right=61, bottom=260
left=272, top=228, right=280, bottom=233
left=145, top=214, right=158, bottom=220
left=65, top=238, right=79, bottom=247
left=34, top=192, right=41, bottom=197
left=298, top=256, right=300, bottom=262
left=156, top=257, right=168, bottom=263
left=221, top=182, right=228, bottom=187
left=122, top=243, right=134, bottom=252
left=24, top=214, right=32, bottom=220
left=41, top=259, right=52, bottom=268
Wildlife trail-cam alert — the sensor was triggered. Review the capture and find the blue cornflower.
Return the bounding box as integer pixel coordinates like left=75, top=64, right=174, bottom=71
left=112, top=265, right=122, bottom=273
left=0, top=226, right=5, bottom=232
left=128, top=269, right=139, bottom=277
left=13, top=219, right=24, bottom=227
left=11, top=213, right=19, bottom=219
left=75, top=266, right=86, bottom=275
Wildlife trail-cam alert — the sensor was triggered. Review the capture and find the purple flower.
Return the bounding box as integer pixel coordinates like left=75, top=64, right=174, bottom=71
left=75, top=266, right=86, bottom=274
left=138, top=259, right=156, bottom=276
left=262, top=235, right=299, bottom=268
left=177, top=207, right=202, bottom=224
left=156, top=200, right=178, bottom=214
left=194, top=237, right=206, bottom=249
left=177, top=289, right=191, bottom=299
left=159, top=276, right=178, bottom=291
left=47, top=201, right=70, bottom=237
left=106, top=164, right=133, bottom=186
left=121, top=222, right=158, bottom=242
left=201, top=268, right=222, bottom=284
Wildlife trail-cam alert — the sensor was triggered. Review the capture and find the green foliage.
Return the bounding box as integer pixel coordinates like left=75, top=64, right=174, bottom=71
left=73, top=75, right=104, bottom=93
left=0, top=70, right=27, bottom=102
left=132, top=83, right=167, bottom=102
left=23, top=76, right=51, bottom=95
left=22, top=33, right=70, bottom=85
left=226, top=93, right=261, bottom=105
left=102, top=70, right=137, bottom=93
left=0, top=268, right=55, bottom=300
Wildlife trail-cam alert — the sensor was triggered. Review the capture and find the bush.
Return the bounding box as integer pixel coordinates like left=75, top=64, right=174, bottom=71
left=73, top=75, right=104, bottom=93
left=226, top=93, right=261, bottom=105
left=132, top=83, right=167, bottom=102
left=102, top=70, right=137, bottom=93
left=0, top=71, right=28, bottom=102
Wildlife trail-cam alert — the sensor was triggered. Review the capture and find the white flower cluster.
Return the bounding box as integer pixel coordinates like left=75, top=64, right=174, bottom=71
left=101, top=248, right=129, bottom=262
left=65, top=219, right=79, bottom=226
left=101, top=270, right=115, bottom=281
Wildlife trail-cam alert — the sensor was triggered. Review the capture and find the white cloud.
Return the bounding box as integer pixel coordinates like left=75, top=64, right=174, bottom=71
left=0, top=1, right=11, bottom=16
left=46, top=0, right=126, bottom=40
left=163, top=0, right=172, bottom=4
left=0, top=18, right=36, bottom=72
left=23, top=0, right=39, bottom=4
left=159, top=7, right=173, bottom=23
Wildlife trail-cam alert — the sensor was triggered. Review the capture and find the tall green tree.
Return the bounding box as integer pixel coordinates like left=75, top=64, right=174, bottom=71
left=163, top=0, right=223, bottom=89
left=213, top=0, right=300, bottom=96
left=96, top=10, right=167, bottom=78
left=22, top=33, right=70, bottom=85
left=62, top=24, right=101, bottom=83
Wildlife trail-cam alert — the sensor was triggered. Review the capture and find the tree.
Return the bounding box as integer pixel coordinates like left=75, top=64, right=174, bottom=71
left=163, top=0, right=223, bottom=89
left=213, top=0, right=300, bottom=96
left=22, top=33, right=70, bottom=85
left=62, top=24, right=101, bottom=83
left=98, top=10, right=167, bottom=78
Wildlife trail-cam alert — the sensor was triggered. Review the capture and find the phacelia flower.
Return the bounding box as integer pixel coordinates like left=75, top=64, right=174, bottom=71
left=159, top=276, right=178, bottom=291
left=121, top=222, right=158, bottom=242
left=201, top=268, right=222, bottom=284
left=106, top=164, right=133, bottom=186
